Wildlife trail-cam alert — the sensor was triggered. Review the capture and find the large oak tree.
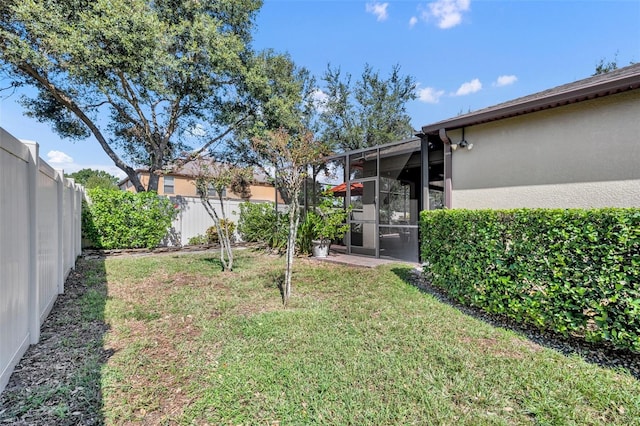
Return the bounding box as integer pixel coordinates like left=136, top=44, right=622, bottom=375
left=0, top=0, right=265, bottom=191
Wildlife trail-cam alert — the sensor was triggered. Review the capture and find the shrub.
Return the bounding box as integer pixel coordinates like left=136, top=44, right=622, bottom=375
left=296, top=212, right=315, bottom=255
left=420, top=208, right=640, bottom=352
left=187, top=234, right=208, bottom=245
left=83, top=188, right=178, bottom=249
left=237, top=202, right=290, bottom=252
left=206, top=219, right=236, bottom=244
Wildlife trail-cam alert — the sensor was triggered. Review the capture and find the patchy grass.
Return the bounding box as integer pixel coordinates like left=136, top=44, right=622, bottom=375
left=3, top=250, right=637, bottom=424
left=96, top=250, right=640, bottom=425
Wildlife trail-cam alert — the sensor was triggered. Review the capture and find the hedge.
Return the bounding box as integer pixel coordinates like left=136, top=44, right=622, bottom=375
left=420, top=208, right=640, bottom=352
left=83, top=188, right=178, bottom=249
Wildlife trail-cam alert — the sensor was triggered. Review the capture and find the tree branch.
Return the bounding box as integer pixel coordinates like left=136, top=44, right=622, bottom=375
left=19, top=62, right=146, bottom=191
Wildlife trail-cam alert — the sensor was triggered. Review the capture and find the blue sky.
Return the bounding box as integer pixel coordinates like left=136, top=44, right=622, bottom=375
left=1, top=0, right=638, bottom=178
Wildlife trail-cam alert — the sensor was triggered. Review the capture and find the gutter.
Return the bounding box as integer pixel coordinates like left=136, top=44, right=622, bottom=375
left=438, top=129, right=453, bottom=209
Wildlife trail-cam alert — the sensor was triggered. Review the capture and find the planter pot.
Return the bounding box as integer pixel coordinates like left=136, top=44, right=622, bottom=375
left=311, top=239, right=331, bottom=258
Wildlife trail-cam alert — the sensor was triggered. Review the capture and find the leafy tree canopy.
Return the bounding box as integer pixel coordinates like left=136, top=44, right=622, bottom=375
left=66, top=168, right=119, bottom=190
left=0, top=0, right=265, bottom=192
left=317, top=63, right=417, bottom=152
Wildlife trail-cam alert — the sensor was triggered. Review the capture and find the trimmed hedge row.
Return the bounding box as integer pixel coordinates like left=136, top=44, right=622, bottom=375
left=420, top=208, right=640, bottom=352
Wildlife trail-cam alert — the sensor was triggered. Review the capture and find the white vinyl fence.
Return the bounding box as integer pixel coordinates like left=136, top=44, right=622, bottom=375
left=167, top=196, right=245, bottom=246
left=0, top=128, right=83, bottom=394
left=167, top=196, right=287, bottom=246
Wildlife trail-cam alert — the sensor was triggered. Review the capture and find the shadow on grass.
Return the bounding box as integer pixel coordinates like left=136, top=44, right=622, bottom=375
left=267, top=270, right=286, bottom=305
left=391, top=266, right=640, bottom=380
left=199, top=256, right=226, bottom=271
left=0, top=254, right=113, bottom=425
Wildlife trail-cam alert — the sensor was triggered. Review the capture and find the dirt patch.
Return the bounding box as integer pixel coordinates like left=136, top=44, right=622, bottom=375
left=101, top=316, right=201, bottom=423
left=460, top=336, right=543, bottom=360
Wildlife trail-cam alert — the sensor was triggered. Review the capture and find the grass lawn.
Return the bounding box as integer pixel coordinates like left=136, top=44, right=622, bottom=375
left=88, top=250, right=640, bottom=424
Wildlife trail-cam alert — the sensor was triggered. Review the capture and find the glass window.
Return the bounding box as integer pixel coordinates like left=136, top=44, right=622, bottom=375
left=163, top=176, right=174, bottom=194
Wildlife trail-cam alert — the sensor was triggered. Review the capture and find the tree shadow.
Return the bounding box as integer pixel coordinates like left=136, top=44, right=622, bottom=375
left=0, top=254, right=113, bottom=424
left=259, top=269, right=286, bottom=305
left=390, top=266, right=640, bottom=380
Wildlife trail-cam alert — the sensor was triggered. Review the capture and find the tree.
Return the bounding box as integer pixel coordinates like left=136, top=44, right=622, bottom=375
left=190, top=157, right=253, bottom=271
left=0, top=0, right=263, bottom=192
left=66, top=168, right=119, bottom=190
left=318, top=64, right=417, bottom=152
left=252, top=128, right=330, bottom=306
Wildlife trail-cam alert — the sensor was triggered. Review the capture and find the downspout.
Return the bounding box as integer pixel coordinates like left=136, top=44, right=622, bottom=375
left=438, top=128, right=453, bottom=209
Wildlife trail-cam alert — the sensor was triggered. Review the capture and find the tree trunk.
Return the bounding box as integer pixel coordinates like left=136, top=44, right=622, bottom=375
left=147, top=172, right=159, bottom=193
left=217, top=192, right=233, bottom=271
left=200, top=197, right=231, bottom=271
left=283, top=196, right=300, bottom=307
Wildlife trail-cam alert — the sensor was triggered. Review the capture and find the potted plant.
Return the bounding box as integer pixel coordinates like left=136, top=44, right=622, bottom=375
left=308, top=194, right=350, bottom=258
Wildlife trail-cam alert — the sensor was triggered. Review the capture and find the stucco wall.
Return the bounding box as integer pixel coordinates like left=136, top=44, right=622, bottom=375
left=122, top=173, right=282, bottom=202
left=449, top=90, right=640, bottom=209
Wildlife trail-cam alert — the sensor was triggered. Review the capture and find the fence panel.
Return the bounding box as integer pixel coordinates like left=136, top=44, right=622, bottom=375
left=0, top=129, right=31, bottom=397
left=0, top=128, right=83, bottom=394
left=169, top=196, right=248, bottom=246
left=37, top=161, right=61, bottom=324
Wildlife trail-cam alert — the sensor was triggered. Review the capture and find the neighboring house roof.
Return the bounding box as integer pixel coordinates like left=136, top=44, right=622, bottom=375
left=118, top=160, right=272, bottom=187
left=420, top=62, right=640, bottom=135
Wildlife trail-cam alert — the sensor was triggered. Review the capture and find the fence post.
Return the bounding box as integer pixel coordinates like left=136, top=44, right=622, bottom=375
left=55, top=169, right=65, bottom=294
left=24, top=141, right=40, bottom=345
left=76, top=186, right=83, bottom=257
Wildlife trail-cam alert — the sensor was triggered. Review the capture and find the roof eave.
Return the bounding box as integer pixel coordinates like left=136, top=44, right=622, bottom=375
left=420, top=74, right=640, bottom=135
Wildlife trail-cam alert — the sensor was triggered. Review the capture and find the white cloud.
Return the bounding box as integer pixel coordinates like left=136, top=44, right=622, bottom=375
left=417, top=86, right=445, bottom=104
left=45, top=150, right=126, bottom=179
left=409, top=16, right=418, bottom=28
left=47, top=150, right=73, bottom=164
left=426, top=0, right=470, bottom=29
left=365, top=2, right=389, bottom=22
left=312, top=88, right=329, bottom=112
left=96, top=166, right=126, bottom=180
left=494, top=74, right=518, bottom=87
left=454, top=78, right=482, bottom=96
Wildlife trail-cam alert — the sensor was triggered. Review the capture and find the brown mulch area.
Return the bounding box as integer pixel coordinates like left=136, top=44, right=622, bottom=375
left=0, top=260, right=111, bottom=425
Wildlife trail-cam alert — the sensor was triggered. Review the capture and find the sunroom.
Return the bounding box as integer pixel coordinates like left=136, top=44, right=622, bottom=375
left=306, top=136, right=446, bottom=263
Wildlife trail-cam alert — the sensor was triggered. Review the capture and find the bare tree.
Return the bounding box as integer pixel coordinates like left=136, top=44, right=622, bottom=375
left=252, top=128, right=329, bottom=306
left=190, top=157, right=253, bottom=271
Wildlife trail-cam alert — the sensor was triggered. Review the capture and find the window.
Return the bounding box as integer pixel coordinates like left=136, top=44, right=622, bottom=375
left=197, top=184, right=226, bottom=198
left=164, top=176, right=175, bottom=194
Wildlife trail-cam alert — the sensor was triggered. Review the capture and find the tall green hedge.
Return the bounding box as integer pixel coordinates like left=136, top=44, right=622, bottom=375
left=83, top=188, right=178, bottom=249
left=420, top=208, right=640, bottom=352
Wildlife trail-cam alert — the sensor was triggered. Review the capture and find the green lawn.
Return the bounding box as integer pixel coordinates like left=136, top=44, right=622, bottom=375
left=91, top=250, right=639, bottom=424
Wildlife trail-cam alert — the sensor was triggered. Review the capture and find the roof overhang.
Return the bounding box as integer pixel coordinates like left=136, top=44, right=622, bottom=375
left=419, top=65, right=640, bottom=135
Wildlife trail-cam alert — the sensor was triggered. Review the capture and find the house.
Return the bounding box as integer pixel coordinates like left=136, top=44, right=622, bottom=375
left=118, top=161, right=284, bottom=246
left=418, top=62, right=640, bottom=210
left=320, top=63, right=640, bottom=263
left=118, top=161, right=283, bottom=203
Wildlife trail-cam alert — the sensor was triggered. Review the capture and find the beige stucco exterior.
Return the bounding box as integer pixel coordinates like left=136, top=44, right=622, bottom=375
left=121, top=172, right=283, bottom=203
left=447, top=90, right=640, bottom=209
